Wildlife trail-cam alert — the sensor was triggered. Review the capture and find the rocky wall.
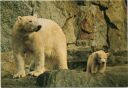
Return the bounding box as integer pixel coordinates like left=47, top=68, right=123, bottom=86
left=1, top=1, right=127, bottom=63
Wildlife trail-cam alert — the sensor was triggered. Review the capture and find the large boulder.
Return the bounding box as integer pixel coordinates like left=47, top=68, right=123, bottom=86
left=1, top=65, right=128, bottom=87
left=106, top=0, right=127, bottom=51
left=37, top=65, right=128, bottom=87
left=1, top=1, right=33, bottom=52
left=77, top=2, right=107, bottom=50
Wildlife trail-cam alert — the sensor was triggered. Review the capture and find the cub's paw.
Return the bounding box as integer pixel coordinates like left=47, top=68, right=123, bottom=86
left=29, top=70, right=45, bottom=77
left=13, top=71, right=26, bottom=78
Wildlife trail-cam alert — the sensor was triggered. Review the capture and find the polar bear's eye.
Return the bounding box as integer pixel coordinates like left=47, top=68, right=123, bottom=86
left=29, top=21, right=32, bottom=22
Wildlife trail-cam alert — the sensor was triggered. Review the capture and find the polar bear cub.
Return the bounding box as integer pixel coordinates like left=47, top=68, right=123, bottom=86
left=86, top=50, right=109, bottom=74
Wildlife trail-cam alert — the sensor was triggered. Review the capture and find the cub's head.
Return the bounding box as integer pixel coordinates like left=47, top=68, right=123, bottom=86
left=17, top=16, right=41, bottom=32
left=95, top=50, right=109, bottom=64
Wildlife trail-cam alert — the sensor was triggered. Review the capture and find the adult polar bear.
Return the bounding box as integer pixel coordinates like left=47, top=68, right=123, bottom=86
left=12, top=16, right=68, bottom=78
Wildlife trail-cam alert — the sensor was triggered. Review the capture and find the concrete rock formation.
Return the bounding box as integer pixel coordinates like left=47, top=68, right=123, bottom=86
left=1, top=1, right=127, bottom=52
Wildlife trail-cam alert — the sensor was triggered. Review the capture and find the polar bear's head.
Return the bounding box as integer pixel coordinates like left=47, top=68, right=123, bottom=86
left=17, top=16, right=41, bottom=32
left=95, top=50, right=109, bottom=64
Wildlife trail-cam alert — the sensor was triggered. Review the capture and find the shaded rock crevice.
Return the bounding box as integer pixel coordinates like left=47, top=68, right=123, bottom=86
left=91, top=1, right=108, bottom=11
left=91, top=1, right=123, bottom=51
left=103, top=11, right=118, bottom=30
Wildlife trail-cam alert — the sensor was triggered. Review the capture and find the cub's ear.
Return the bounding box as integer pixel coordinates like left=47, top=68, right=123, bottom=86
left=17, top=16, right=22, bottom=21
left=106, top=53, right=109, bottom=57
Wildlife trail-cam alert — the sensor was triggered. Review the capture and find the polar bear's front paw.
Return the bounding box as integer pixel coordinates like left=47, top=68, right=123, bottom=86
left=29, top=70, right=45, bottom=77
left=13, top=71, right=26, bottom=78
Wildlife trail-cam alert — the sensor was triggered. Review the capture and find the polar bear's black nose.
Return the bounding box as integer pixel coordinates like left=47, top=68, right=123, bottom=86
left=38, top=25, right=42, bottom=29
left=35, top=25, right=42, bottom=32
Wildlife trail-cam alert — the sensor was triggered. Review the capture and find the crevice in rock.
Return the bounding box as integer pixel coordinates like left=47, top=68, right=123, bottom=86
left=103, top=12, right=111, bottom=50
left=75, top=1, right=85, bottom=6
left=125, top=0, right=127, bottom=6
left=104, top=12, right=118, bottom=30
left=92, top=2, right=119, bottom=30
left=92, top=2, right=118, bottom=30
left=91, top=2, right=119, bottom=50
left=103, top=11, right=119, bottom=51
left=62, top=15, right=76, bottom=29
left=62, top=15, right=77, bottom=45
left=106, top=26, right=110, bottom=49
left=91, top=2, right=108, bottom=11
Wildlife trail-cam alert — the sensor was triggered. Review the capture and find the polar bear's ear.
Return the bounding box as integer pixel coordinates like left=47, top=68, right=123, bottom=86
left=33, top=14, right=38, bottom=18
left=17, top=16, right=22, bottom=21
